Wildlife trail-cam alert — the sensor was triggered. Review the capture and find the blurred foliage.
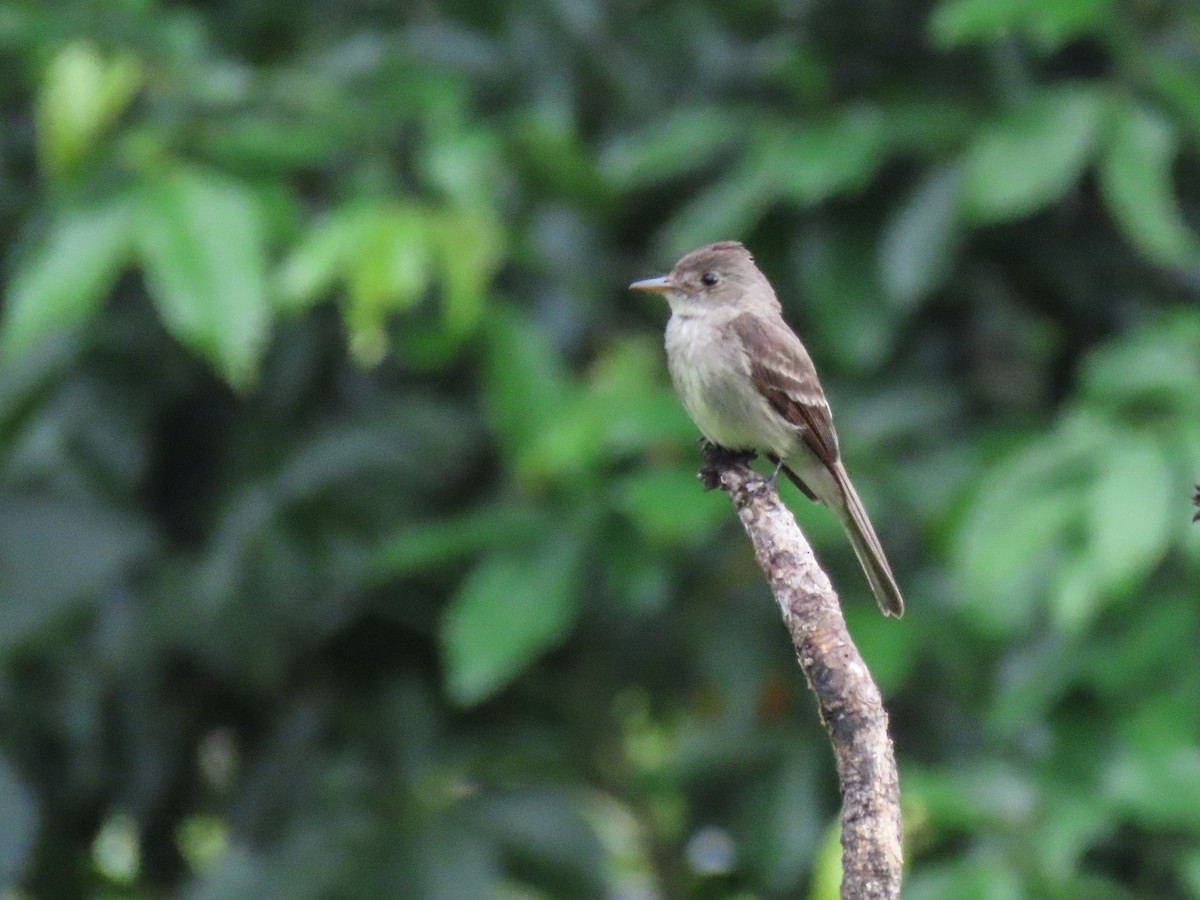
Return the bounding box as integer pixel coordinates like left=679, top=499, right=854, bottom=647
left=0, top=0, right=1199, bottom=897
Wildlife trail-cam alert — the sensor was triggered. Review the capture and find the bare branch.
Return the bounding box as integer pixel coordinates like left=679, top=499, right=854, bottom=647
left=700, top=445, right=903, bottom=900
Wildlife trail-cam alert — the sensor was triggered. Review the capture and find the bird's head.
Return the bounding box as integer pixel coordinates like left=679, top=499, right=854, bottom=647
left=629, top=240, right=776, bottom=316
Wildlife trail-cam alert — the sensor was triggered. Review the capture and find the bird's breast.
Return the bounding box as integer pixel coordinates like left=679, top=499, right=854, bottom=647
left=664, top=313, right=795, bottom=455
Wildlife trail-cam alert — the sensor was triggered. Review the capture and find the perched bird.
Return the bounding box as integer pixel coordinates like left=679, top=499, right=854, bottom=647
left=631, top=240, right=904, bottom=617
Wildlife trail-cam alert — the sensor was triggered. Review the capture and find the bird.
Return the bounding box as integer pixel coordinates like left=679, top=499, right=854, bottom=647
left=631, top=240, right=904, bottom=617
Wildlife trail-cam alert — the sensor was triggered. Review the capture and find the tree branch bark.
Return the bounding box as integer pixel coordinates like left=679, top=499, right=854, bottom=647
left=699, top=444, right=903, bottom=900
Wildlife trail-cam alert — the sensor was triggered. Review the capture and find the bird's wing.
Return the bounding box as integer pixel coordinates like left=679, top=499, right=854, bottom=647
left=728, top=311, right=840, bottom=465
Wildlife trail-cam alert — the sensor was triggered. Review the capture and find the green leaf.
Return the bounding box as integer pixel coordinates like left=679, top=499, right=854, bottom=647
left=276, top=208, right=370, bottom=312
left=1049, top=557, right=1103, bottom=635
left=345, top=205, right=432, bottom=365
left=135, top=168, right=271, bottom=388
left=904, top=860, right=1026, bottom=900
left=402, top=208, right=502, bottom=365
left=371, top=504, right=546, bottom=578
left=1, top=197, right=133, bottom=359
left=1079, top=310, right=1200, bottom=410
left=1099, top=103, right=1200, bottom=268
left=930, top=0, right=1029, bottom=46
left=431, top=210, right=502, bottom=339
left=1146, top=57, right=1200, bottom=141
left=654, top=92, right=886, bottom=255
left=0, top=755, right=37, bottom=885
left=877, top=164, right=964, bottom=308
left=1035, top=795, right=1113, bottom=878
left=420, top=122, right=503, bottom=208
left=768, top=107, right=886, bottom=206
left=600, top=107, right=739, bottom=188
left=615, top=467, right=726, bottom=543
left=952, top=417, right=1103, bottom=635
left=442, top=536, right=583, bottom=705
left=1107, top=724, right=1200, bottom=833
left=586, top=337, right=697, bottom=451
left=962, top=87, right=1104, bottom=223
left=35, top=41, right=141, bottom=179
left=481, top=310, right=573, bottom=465
left=522, top=394, right=610, bottom=481
left=1085, top=429, right=1175, bottom=593
left=930, top=0, right=1110, bottom=50
left=1023, top=0, right=1111, bottom=48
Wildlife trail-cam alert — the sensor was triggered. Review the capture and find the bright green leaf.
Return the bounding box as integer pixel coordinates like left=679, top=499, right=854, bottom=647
left=136, top=168, right=271, bottom=388
left=962, top=87, right=1104, bottom=223
left=402, top=208, right=502, bottom=365
left=345, top=205, right=431, bottom=365
left=35, top=41, right=141, bottom=179
left=276, top=209, right=370, bottom=312
left=442, top=536, right=583, bottom=705
left=1099, top=103, right=1200, bottom=268
left=2, top=197, right=133, bottom=359
left=515, top=338, right=694, bottom=481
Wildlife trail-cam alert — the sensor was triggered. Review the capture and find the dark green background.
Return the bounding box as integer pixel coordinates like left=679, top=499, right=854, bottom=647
left=1, top=0, right=1199, bottom=897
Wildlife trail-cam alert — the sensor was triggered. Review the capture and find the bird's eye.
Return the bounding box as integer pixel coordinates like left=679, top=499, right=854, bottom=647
left=700, top=272, right=718, bottom=286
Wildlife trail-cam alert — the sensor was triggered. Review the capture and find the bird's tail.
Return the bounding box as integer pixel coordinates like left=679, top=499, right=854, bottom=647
left=830, top=462, right=904, bottom=617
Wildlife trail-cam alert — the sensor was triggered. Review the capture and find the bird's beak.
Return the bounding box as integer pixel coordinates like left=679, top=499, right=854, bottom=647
left=629, top=275, right=675, bottom=294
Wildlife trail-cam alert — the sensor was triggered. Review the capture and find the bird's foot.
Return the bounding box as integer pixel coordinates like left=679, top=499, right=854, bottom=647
left=768, top=456, right=786, bottom=487
left=698, top=442, right=756, bottom=491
